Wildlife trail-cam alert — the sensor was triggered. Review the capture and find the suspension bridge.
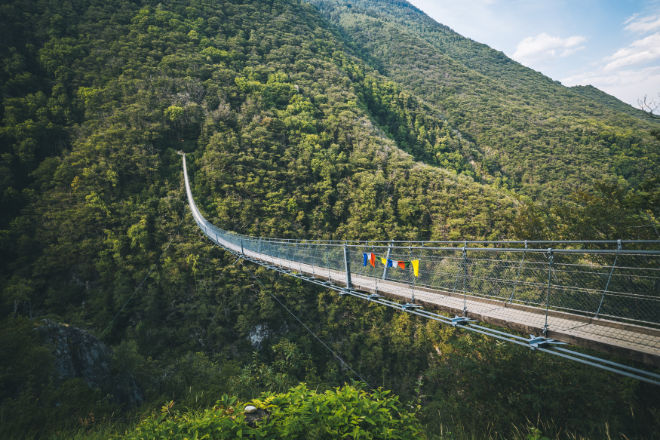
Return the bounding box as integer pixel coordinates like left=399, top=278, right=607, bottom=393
left=181, top=154, right=660, bottom=385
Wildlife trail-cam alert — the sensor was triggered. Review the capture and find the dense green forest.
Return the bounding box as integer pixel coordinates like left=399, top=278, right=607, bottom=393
left=1, top=0, right=659, bottom=438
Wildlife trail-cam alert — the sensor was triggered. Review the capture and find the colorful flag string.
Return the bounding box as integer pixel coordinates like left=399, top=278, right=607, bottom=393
left=362, top=252, right=420, bottom=277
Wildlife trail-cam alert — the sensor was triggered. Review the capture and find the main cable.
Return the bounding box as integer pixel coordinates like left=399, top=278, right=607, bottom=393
left=245, top=267, right=372, bottom=388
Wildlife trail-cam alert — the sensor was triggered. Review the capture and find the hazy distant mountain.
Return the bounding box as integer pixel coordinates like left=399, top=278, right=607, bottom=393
left=570, top=84, right=656, bottom=119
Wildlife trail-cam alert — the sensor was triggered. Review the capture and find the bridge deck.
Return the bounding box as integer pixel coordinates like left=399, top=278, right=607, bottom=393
left=183, top=154, right=659, bottom=368
left=236, top=244, right=660, bottom=367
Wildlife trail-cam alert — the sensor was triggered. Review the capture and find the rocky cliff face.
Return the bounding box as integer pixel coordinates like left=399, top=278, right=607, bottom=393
left=36, top=319, right=143, bottom=407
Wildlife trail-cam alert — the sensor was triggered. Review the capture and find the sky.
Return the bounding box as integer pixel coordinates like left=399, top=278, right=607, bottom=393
left=407, top=0, right=660, bottom=109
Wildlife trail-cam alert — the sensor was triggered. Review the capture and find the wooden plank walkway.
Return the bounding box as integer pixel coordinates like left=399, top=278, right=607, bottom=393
left=206, top=235, right=660, bottom=367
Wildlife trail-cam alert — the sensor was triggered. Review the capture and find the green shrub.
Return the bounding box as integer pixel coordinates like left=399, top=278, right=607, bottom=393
left=122, top=384, right=424, bottom=439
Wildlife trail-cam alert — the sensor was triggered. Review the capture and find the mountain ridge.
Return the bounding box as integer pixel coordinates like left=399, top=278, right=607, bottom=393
left=571, top=84, right=657, bottom=119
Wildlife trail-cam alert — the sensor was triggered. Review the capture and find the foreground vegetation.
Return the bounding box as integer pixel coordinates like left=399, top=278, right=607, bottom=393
left=120, top=384, right=423, bottom=440
left=1, top=0, right=658, bottom=439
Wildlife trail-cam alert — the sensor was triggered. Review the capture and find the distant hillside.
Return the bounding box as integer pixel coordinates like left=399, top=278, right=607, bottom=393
left=571, top=85, right=655, bottom=119
left=307, top=0, right=660, bottom=201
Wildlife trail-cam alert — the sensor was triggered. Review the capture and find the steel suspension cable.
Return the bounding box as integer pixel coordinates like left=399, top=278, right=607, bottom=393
left=246, top=269, right=372, bottom=387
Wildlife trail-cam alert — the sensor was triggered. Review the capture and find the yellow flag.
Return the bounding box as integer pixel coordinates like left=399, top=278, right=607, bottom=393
left=411, top=260, right=419, bottom=277
left=381, top=257, right=388, bottom=266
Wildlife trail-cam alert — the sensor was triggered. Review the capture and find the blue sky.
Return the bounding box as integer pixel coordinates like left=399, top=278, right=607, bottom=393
left=407, top=0, right=660, bottom=108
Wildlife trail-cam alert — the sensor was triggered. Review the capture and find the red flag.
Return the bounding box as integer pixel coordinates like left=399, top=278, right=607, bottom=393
left=369, top=253, right=376, bottom=267
left=397, top=261, right=407, bottom=269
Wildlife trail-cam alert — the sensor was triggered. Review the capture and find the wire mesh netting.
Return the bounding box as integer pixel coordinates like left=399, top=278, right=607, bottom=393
left=184, top=155, right=660, bottom=329
left=196, top=226, right=660, bottom=328
left=182, top=155, right=660, bottom=383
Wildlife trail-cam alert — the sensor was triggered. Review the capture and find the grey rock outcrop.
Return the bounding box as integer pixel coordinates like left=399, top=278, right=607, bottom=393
left=35, top=319, right=142, bottom=407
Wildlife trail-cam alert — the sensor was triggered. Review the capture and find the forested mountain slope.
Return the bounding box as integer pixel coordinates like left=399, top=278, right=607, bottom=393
left=1, top=0, right=658, bottom=439
left=308, top=0, right=660, bottom=201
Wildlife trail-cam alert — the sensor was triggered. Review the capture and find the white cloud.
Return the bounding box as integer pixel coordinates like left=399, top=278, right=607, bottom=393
left=562, top=66, right=660, bottom=107
left=624, top=14, right=660, bottom=33
left=513, top=33, right=586, bottom=62
left=604, top=32, right=660, bottom=71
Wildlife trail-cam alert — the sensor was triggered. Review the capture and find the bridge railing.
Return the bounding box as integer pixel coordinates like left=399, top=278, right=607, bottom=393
left=213, top=233, right=660, bottom=327
left=182, top=154, right=660, bottom=328
left=349, top=243, right=659, bottom=325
